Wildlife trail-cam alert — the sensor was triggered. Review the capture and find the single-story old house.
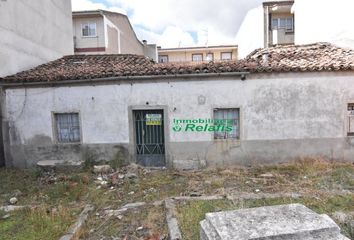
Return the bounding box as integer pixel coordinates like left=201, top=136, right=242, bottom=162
left=1, top=43, right=354, bottom=169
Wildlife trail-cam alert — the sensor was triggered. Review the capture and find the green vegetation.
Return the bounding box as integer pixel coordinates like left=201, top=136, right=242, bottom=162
left=0, top=206, right=79, bottom=240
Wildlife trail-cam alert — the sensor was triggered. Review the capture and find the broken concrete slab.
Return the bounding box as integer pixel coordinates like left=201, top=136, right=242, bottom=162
left=0, top=205, right=27, bottom=212
left=59, top=204, right=94, bottom=240
left=37, top=160, right=83, bottom=172
left=165, top=199, right=182, bottom=240
left=200, top=204, right=350, bottom=240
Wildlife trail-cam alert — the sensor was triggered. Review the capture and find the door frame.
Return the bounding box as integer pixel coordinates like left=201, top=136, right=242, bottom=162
left=128, top=105, right=170, bottom=168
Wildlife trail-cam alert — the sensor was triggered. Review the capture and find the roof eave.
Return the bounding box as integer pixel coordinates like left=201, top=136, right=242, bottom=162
left=0, top=72, right=250, bottom=89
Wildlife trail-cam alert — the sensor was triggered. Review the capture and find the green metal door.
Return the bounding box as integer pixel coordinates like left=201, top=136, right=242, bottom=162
left=134, top=110, right=165, bottom=167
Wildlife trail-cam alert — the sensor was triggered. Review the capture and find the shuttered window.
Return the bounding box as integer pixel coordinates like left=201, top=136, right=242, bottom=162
left=55, top=113, right=81, bottom=143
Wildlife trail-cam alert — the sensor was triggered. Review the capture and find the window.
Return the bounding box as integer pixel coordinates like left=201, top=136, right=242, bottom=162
left=348, top=104, right=354, bottom=136
left=213, top=108, right=240, bottom=140
left=271, top=17, right=294, bottom=32
left=221, top=52, right=232, bottom=60
left=158, top=55, right=169, bottom=63
left=192, top=53, right=203, bottom=62
left=55, top=113, right=81, bottom=143
left=206, top=53, right=214, bottom=61
left=82, top=23, right=96, bottom=37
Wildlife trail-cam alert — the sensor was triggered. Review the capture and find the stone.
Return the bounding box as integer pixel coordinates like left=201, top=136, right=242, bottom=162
left=333, top=211, right=349, bottom=223
left=200, top=204, right=350, bottom=240
left=2, top=214, right=10, bottom=219
left=37, top=160, right=83, bottom=172
left=190, top=191, right=202, bottom=197
left=122, top=202, right=146, bottom=209
left=93, top=165, right=113, bottom=174
left=259, top=173, right=274, bottom=178
left=0, top=205, right=25, bottom=212
left=9, top=197, right=18, bottom=205
left=126, top=172, right=138, bottom=179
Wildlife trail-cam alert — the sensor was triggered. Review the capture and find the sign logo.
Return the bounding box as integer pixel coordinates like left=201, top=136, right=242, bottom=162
left=172, top=118, right=233, bottom=132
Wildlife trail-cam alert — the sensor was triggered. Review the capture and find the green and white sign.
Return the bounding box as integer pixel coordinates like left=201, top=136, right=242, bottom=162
left=172, top=118, right=233, bottom=132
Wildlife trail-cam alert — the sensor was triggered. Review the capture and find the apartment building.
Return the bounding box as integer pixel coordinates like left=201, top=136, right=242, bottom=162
left=263, top=0, right=294, bottom=47
left=157, top=45, right=238, bottom=63
left=72, top=10, right=157, bottom=61
left=236, top=0, right=294, bottom=58
left=0, top=0, right=73, bottom=77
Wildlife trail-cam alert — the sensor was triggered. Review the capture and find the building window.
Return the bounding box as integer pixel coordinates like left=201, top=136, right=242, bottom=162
left=348, top=104, right=354, bottom=136
left=158, top=55, right=169, bottom=63
left=192, top=53, right=203, bottom=62
left=221, top=52, right=232, bottom=60
left=55, top=113, right=81, bottom=143
left=213, top=108, right=240, bottom=140
left=206, top=53, right=214, bottom=61
left=271, top=17, right=294, bottom=32
left=82, top=23, right=96, bottom=37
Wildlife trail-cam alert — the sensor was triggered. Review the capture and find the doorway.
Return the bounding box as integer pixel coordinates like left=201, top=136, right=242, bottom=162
left=133, top=110, right=165, bottom=167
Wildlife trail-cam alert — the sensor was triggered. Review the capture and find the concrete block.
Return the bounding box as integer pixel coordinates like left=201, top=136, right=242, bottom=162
left=37, top=160, right=83, bottom=172
left=200, top=204, right=349, bottom=240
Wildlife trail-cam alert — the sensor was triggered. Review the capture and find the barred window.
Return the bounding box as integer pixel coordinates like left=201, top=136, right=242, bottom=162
left=348, top=104, right=354, bottom=136
left=55, top=113, right=81, bottom=143
left=214, top=108, right=240, bottom=140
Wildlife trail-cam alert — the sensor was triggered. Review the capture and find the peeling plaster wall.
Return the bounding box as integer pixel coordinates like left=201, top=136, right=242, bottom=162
left=3, top=72, right=354, bottom=168
left=0, top=0, right=73, bottom=77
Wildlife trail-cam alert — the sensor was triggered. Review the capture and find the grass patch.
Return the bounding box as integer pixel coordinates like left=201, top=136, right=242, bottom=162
left=0, top=205, right=80, bottom=240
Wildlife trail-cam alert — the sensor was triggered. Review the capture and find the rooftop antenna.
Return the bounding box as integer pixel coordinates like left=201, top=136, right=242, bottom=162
left=201, top=28, right=209, bottom=47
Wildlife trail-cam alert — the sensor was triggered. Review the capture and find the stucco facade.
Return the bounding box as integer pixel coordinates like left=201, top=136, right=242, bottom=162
left=0, top=0, right=73, bottom=77
left=3, top=71, right=354, bottom=169
left=72, top=10, right=157, bottom=61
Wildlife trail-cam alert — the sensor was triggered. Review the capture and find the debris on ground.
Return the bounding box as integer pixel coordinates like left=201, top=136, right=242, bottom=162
left=93, top=165, right=113, bottom=174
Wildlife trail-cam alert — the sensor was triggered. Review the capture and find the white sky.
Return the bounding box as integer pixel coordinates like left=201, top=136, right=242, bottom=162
left=71, top=0, right=263, bottom=48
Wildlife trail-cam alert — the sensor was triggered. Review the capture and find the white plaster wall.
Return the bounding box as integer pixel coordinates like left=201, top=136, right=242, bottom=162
left=294, top=0, right=354, bottom=49
left=4, top=73, right=354, bottom=146
left=0, top=0, right=73, bottom=77
left=235, top=6, right=264, bottom=59
left=73, top=16, right=105, bottom=49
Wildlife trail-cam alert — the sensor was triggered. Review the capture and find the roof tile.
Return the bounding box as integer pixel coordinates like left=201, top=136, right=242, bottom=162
left=2, top=43, right=354, bottom=83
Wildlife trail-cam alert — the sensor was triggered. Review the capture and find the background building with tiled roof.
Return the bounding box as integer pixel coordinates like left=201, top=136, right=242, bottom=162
left=72, top=10, right=158, bottom=61
left=1, top=43, right=354, bottom=169
left=157, top=45, right=238, bottom=63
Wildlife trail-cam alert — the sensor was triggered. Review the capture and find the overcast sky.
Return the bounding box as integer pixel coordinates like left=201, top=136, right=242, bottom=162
left=72, top=0, right=263, bottom=48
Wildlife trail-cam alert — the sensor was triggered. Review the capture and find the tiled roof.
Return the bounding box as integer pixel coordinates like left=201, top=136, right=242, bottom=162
left=2, top=43, right=354, bottom=83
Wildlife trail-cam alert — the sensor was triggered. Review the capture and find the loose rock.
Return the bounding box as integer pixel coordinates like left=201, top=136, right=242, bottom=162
left=9, top=197, right=18, bottom=205
left=259, top=173, right=274, bottom=178
left=93, top=165, right=113, bottom=174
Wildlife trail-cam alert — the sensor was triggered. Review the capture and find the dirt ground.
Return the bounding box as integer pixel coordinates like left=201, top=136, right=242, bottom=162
left=1, top=157, right=354, bottom=240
